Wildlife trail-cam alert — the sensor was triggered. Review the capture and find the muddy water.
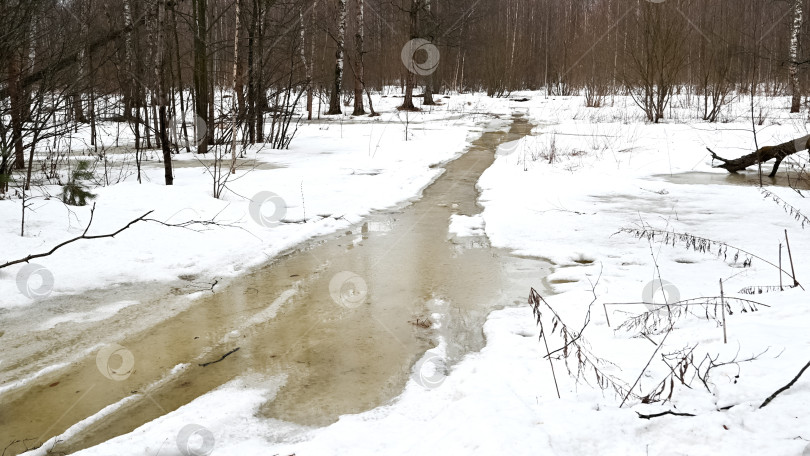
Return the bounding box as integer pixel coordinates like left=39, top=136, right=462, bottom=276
left=655, top=170, right=810, bottom=190
left=0, top=115, right=550, bottom=455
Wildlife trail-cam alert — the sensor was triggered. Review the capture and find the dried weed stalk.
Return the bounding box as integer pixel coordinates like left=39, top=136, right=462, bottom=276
left=760, top=188, right=809, bottom=229
left=615, top=297, right=768, bottom=336
left=529, top=283, right=637, bottom=401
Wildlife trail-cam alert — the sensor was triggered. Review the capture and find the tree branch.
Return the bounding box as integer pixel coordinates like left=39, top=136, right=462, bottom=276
left=760, top=360, right=810, bottom=408
left=636, top=410, right=696, bottom=419
left=0, top=204, right=153, bottom=269
left=0, top=203, right=240, bottom=269
left=707, top=134, right=810, bottom=177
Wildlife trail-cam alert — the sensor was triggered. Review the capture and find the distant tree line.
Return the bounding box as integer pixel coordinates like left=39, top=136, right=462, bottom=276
left=1, top=0, right=809, bottom=192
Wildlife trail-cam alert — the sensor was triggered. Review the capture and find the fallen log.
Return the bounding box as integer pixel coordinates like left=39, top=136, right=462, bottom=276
left=707, top=134, right=810, bottom=177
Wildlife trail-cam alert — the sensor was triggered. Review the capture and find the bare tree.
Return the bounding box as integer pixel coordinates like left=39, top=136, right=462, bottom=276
left=624, top=1, right=688, bottom=123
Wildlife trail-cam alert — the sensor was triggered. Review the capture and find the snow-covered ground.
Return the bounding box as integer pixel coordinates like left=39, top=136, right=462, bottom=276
left=0, top=94, right=511, bottom=311
left=5, top=92, right=810, bottom=455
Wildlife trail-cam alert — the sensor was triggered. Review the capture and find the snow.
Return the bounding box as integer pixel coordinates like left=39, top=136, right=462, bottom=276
left=37, top=300, right=139, bottom=330
left=6, top=91, right=810, bottom=456
left=1, top=94, right=514, bottom=312
left=447, top=213, right=484, bottom=237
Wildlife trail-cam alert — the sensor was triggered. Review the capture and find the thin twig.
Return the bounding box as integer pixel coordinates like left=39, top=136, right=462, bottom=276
left=538, top=317, right=561, bottom=399
left=785, top=230, right=799, bottom=288
left=0, top=203, right=152, bottom=269
left=1, top=203, right=241, bottom=269
left=720, top=279, right=727, bottom=344
left=760, top=360, right=810, bottom=408
left=636, top=410, right=696, bottom=419
left=199, top=347, right=240, bottom=367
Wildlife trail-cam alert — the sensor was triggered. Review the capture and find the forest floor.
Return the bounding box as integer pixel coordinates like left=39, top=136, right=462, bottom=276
left=3, top=92, right=810, bottom=455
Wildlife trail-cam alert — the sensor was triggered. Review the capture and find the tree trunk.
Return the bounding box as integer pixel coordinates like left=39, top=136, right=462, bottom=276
left=421, top=0, right=435, bottom=106
left=708, top=135, right=810, bottom=177
left=307, top=1, right=316, bottom=120
left=9, top=56, right=25, bottom=169
left=170, top=3, right=190, bottom=152
left=122, top=0, right=135, bottom=120
left=255, top=0, right=267, bottom=141
left=300, top=2, right=315, bottom=120
left=74, top=0, right=89, bottom=124
left=790, top=0, right=802, bottom=113
left=423, top=74, right=435, bottom=105
left=327, top=0, right=346, bottom=115
left=151, top=0, right=173, bottom=185
left=193, top=0, right=210, bottom=154
left=230, top=0, right=241, bottom=174
left=246, top=0, right=257, bottom=143
left=401, top=0, right=419, bottom=111
left=352, top=0, right=366, bottom=116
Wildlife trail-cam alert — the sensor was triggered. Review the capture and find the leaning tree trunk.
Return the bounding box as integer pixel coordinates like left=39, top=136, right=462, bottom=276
left=708, top=135, right=810, bottom=177
left=790, top=0, right=803, bottom=113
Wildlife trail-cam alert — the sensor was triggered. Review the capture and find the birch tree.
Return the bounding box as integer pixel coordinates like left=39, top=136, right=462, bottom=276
left=789, top=0, right=802, bottom=113
left=122, top=0, right=136, bottom=120
left=327, top=0, right=347, bottom=115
